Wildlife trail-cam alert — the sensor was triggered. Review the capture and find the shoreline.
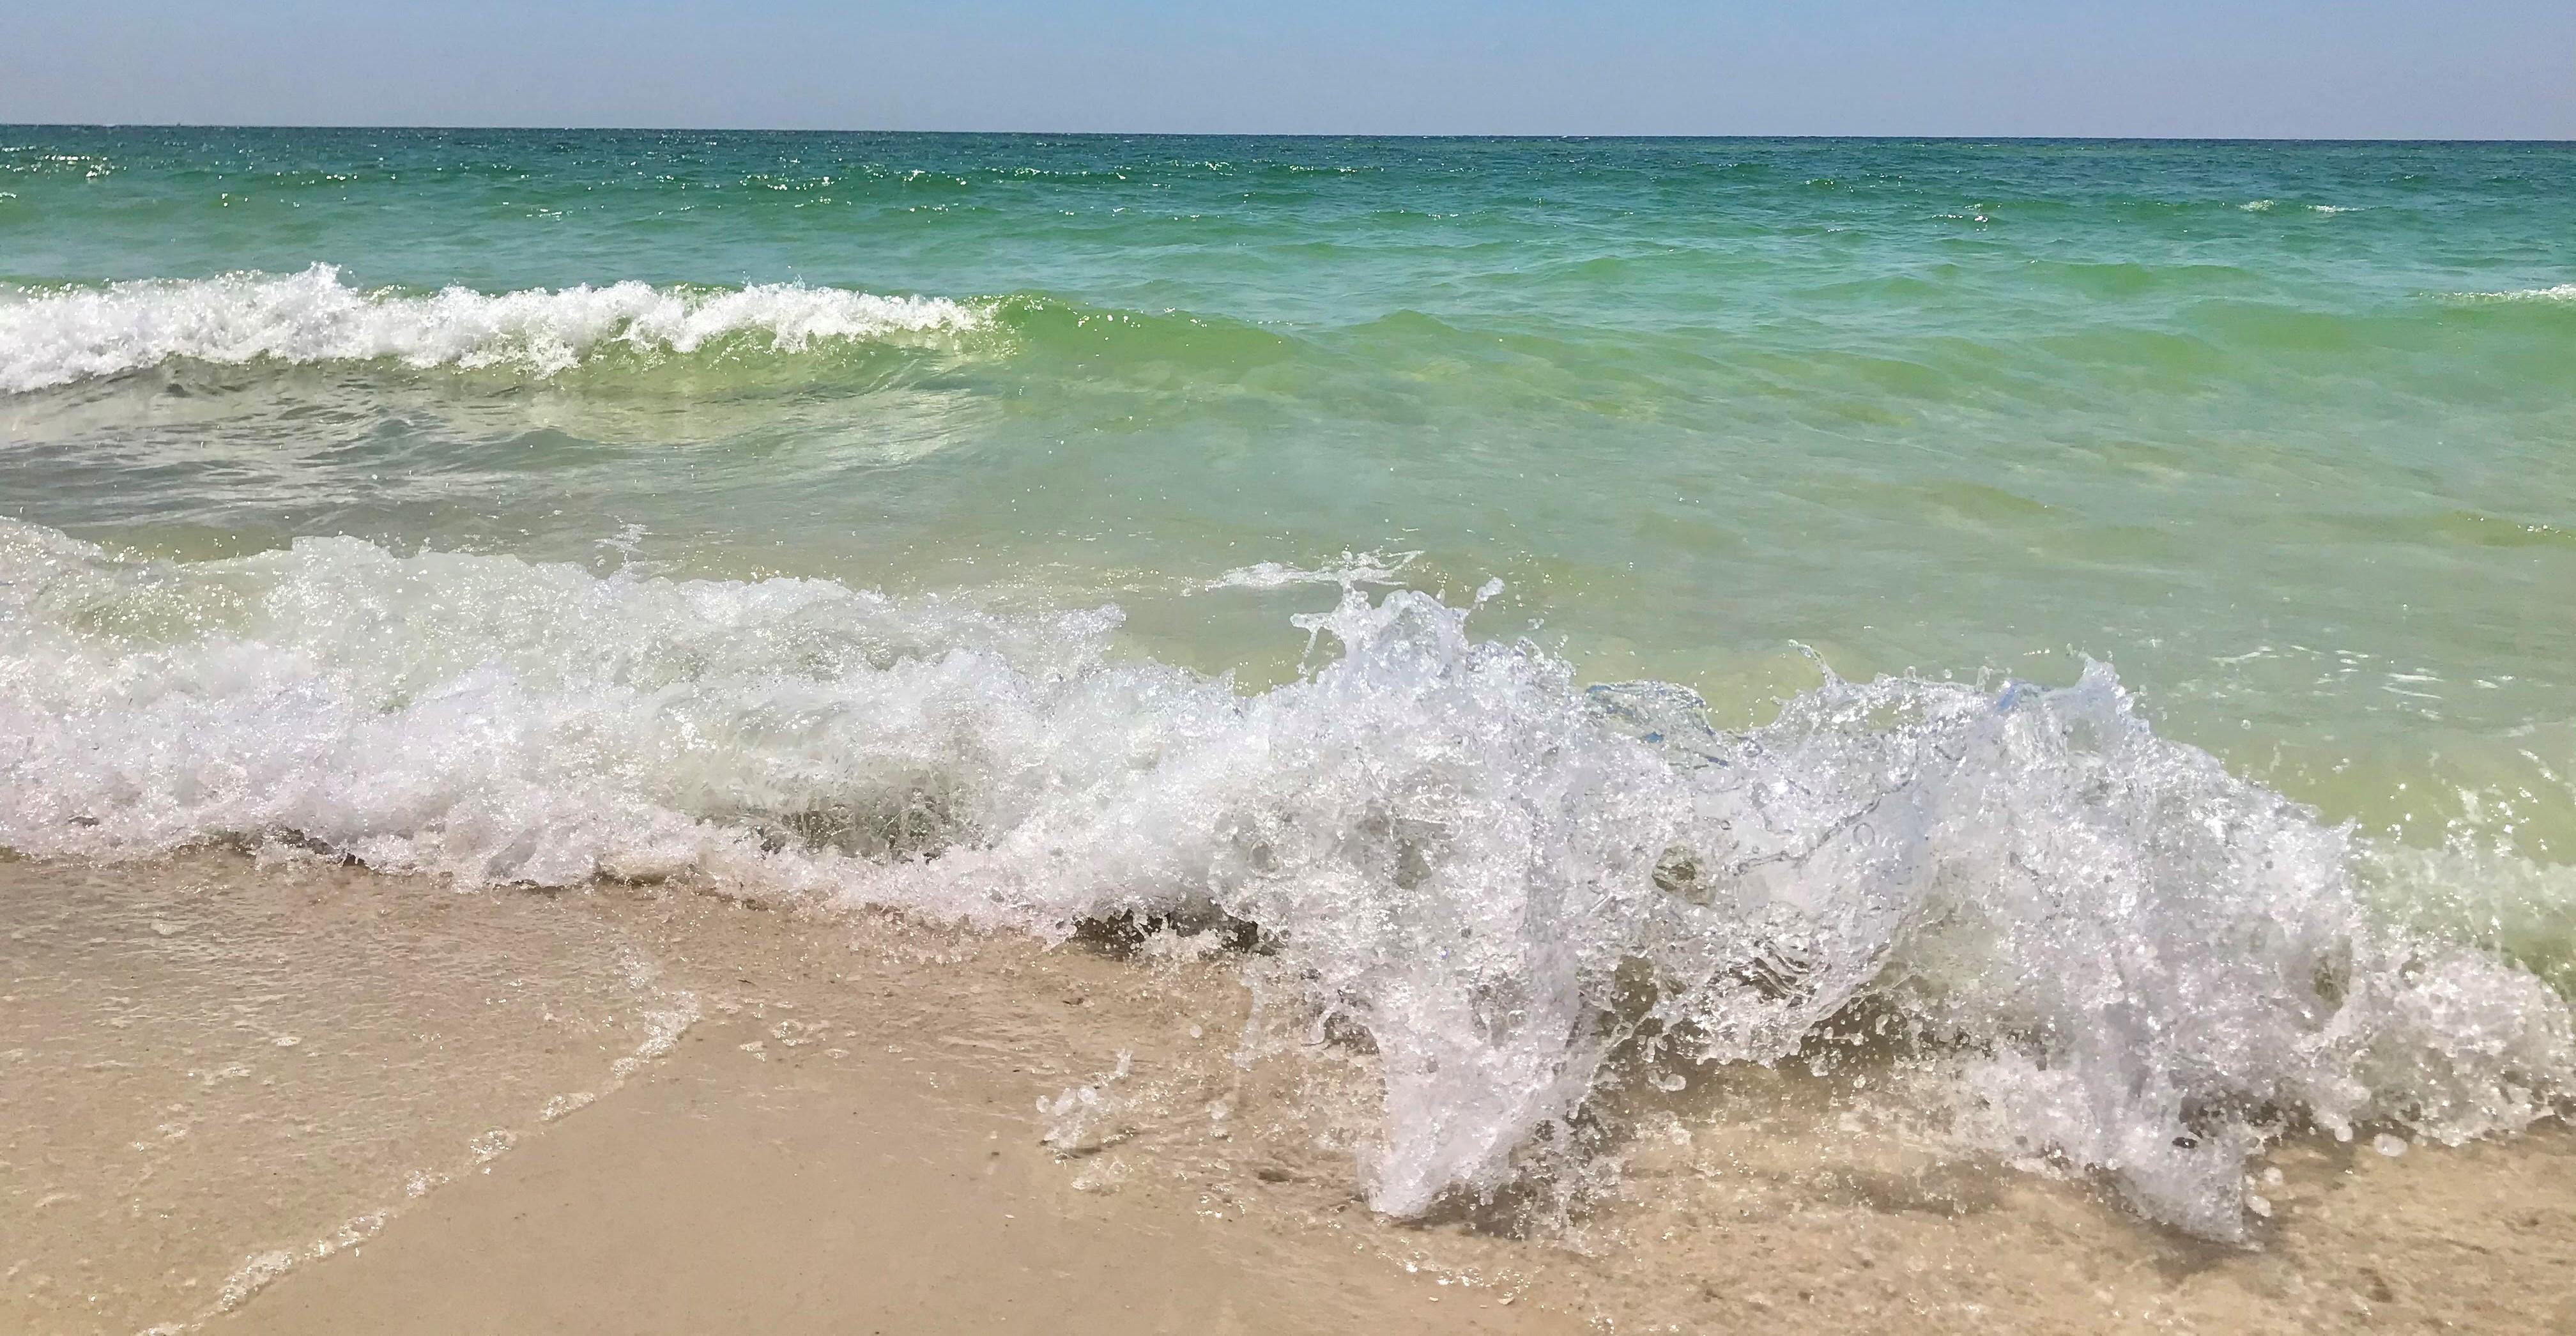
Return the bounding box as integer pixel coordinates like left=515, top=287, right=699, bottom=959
left=212, top=1011, right=1572, bottom=1336
left=8, top=852, right=2576, bottom=1333
left=7, top=129, right=2576, bottom=1336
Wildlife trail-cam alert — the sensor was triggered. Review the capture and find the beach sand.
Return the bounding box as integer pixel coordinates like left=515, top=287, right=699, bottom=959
left=211, top=1013, right=1570, bottom=1336
left=10, top=852, right=2576, bottom=1334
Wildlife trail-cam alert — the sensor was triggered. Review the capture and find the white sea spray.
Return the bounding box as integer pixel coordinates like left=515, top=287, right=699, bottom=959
left=1, top=518, right=2566, bottom=1240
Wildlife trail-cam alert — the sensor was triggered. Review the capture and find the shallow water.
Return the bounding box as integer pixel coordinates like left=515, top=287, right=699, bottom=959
left=3, top=131, right=2573, bottom=1252
left=13, top=853, right=2576, bottom=1335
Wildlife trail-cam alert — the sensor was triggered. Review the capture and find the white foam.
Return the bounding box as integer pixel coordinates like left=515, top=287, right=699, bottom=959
left=2450, top=284, right=2576, bottom=303
left=2, top=518, right=2566, bottom=1240
left=0, top=264, right=987, bottom=393
left=1195, top=549, right=1422, bottom=594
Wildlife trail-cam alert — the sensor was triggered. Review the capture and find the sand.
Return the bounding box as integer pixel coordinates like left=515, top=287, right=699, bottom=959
left=215, top=1013, right=1568, bottom=1336
left=8, top=852, right=2576, bottom=1335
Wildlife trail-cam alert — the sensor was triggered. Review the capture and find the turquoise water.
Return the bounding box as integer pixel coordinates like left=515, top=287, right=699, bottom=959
left=6, top=131, right=2570, bottom=853
left=5, top=130, right=2575, bottom=1233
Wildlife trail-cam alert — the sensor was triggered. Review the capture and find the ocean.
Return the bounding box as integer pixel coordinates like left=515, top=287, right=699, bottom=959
left=4, top=129, right=2575, bottom=1326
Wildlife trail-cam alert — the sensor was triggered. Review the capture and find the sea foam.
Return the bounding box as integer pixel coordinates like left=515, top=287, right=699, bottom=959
left=0, top=265, right=986, bottom=392
left=1, top=518, right=2566, bottom=1240
left=2451, top=284, right=2576, bottom=303
left=1195, top=549, right=1423, bottom=594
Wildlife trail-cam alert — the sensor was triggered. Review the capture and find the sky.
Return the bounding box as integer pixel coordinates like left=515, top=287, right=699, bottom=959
left=2, top=0, right=2570, bottom=139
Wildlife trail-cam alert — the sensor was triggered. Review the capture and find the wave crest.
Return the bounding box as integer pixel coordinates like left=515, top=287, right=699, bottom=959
left=0, top=265, right=987, bottom=392
left=2447, top=284, right=2576, bottom=303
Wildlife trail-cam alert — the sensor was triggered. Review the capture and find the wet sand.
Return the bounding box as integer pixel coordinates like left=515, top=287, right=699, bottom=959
left=217, top=1012, right=1570, bottom=1336
left=10, top=852, right=2576, bottom=1334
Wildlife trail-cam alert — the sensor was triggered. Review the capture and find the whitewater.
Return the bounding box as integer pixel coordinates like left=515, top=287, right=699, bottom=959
left=6, top=518, right=2566, bottom=1240
left=0, top=264, right=988, bottom=392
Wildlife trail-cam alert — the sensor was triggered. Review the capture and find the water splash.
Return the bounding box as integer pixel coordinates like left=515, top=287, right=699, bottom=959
left=1, top=519, right=2565, bottom=1240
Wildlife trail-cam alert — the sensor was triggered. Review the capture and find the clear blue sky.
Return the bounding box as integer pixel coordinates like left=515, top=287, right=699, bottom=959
left=3, top=0, right=2569, bottom=139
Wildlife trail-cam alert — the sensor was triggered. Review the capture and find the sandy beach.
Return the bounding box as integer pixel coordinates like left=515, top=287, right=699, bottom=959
left=6, top=851, right=2574, bottom=1335
left=10, top=125, right=2576, bottom=1335
left=211, top=1014, right=1572, bottom=1336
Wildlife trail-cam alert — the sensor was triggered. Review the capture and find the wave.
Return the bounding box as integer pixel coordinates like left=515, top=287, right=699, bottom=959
left=2448, top=284, right=2576, bottom=303
left=0, top=265, right=988, bottom=393
left=1, top=518, right=2567, bottom=1241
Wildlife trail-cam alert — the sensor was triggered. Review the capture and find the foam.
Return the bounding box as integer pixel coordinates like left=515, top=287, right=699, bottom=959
left=0, top=264, right=987, bottom=392
left=1194, top=549, right=1422, bottom=594
left=2450, top=284, right=2576, bottom=303
left=2, top=519, right=2566, bottom=1240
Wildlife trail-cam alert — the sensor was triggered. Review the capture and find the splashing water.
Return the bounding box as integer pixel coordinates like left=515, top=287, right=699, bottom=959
left=3, top=519, right=2564, bottom=1240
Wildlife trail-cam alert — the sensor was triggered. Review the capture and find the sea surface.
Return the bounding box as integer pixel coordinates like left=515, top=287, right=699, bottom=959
left=4, top=130, right=2575, bottom=1247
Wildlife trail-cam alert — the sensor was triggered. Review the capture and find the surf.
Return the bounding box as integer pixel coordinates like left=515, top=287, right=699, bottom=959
left=4, top=517, right=2565, bottom=1242
left=0, top=264, right=988, bottom=393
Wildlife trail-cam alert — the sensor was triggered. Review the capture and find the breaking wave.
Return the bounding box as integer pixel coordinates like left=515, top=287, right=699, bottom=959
left=2448, top=284, right=2576, bottom=303
left=1, top=518, right=2566, bottom=1241
left=0, top=265, right=988, bottom=392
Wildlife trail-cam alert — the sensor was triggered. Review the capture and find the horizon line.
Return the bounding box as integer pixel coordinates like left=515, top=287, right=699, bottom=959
left=4, top=123, right=2572, bottom=146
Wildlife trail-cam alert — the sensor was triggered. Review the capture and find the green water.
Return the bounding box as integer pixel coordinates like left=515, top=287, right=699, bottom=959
left=4, top=129, right=2573, bottom=857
